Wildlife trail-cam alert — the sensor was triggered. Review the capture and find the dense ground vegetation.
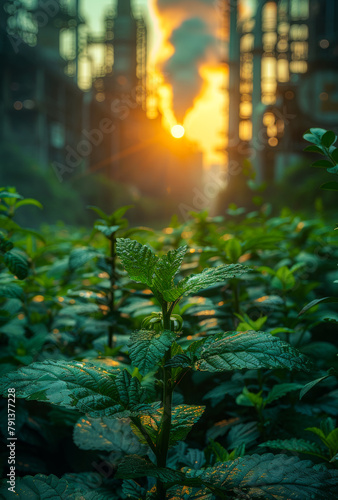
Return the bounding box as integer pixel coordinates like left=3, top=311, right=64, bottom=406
left=0, top=128, right=337, bottom=499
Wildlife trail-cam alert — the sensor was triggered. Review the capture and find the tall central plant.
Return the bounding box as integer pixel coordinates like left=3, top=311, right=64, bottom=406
left=116, top=239, right=249, bottom=496
left=114, top=238, right=313, bottom=498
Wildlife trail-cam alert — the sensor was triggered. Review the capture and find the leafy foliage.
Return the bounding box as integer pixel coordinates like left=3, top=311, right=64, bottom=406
left=0, top=474, right=69, bottom=500
left=117, top=453, right=338, bottom=499
left=116, top=238, right=159, bottom=287
left=183, top=453, right=338, bottom=499
left=116, top=237, right=248, bottom=304
left=194, top=331, right=310, bottom=372
left=132, top=404, right=205, bottom=447
left=0, top=164, right=337, bottom=500
left=73, top=416, right=148, bottom=454
left=0, top=361, right=158, bottom=417
left=0, top=473, right=117, bottom=499
left=128, top=329, right=177, bottom=375
left=260, top=439, right=327, bottom=459
left=304, top=128, right=338, bottom=190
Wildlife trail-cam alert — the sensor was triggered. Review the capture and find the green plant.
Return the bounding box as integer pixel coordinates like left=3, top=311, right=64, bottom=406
left=68, top=205, right=153, bottom=349
left=0, top=187, right=44, bottom=280
left=303, top=128, right=338, bottom=191
left=2, top=238, right=337, bottom=499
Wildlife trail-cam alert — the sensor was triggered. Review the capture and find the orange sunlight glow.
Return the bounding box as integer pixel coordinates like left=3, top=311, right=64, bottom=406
left=183, top=64, right=227, bottom=166
left=149, top=0, right=227, bottom=168
left=171, top=124, right=185, bottom=138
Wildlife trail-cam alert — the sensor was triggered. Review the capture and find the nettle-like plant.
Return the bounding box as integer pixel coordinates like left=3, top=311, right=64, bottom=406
left=0, top=187, right=44, bottom=280
left=303, top=127, right=338, bottom=192
left=1, top=238, right=337, bottom=499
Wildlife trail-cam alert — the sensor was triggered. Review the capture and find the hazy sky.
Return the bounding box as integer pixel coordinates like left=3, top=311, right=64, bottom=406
left=81, top=0, right=152, bottom=34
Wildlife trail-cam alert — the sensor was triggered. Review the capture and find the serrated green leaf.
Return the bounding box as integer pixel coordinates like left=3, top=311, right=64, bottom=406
left=195, top=331, right=311, bottom=372
left=62, top=472, right=114, bottom=499
left=73, top=415, right=147, bottom=454
left=3, top=472, right=118, bottom=500
left=4, top=250, right=29, bottom=279
left=116, top=239, right=248, bottom=304
left=0, top=361, right=158, bottom=418
left=227, top=422, right=259, bottom=449
left=152, top=246, right=187, bottom=294
left=0, top=284, right=24, bottom=300
left=184, top=453, right=338, bottom=498
left=163, top=264, right=248, bottom=302
left=116, top=238, right=158, bottom=287
left=133, top=405, right=205, bottom=447
left=259, top=439, right=327, bottom=459
left=167, top=485, right=213, bottom=500
left=122, top=479, right=146, bottom=499
left=117, top=453, right=338, bottom=498
left=0, top=474, right=69, bottom=499
left=62, top=472, right=101, bottom=490
left=165, top=354, right=192, bottom=369
left=128, top=330, right=177, bottom=375
left=116, top=455, right=188, bottom=483
left=264, top=383, right=303, bottom=406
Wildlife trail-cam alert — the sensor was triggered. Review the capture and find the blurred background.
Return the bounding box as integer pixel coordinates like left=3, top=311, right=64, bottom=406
left=0, top=0, right=337, bottom=227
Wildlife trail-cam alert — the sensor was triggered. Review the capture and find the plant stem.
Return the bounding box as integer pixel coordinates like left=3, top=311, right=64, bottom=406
left=108, top=235, right=116, bottom=348
left=130, top=416, right=156, bottom=454
left=155, top=303, right=173, bottom=499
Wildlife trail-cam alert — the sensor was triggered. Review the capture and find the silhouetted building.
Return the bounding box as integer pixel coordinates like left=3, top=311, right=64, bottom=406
left=226, top=0, right=338, bottom=183
left=0, top=0, right=86, bottom=169
left=0, top=0, right=203, bottom=208
left=88, top=0, right=203, bottom=202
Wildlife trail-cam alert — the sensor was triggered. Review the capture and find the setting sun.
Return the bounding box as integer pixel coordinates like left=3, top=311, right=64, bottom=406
left=171, top=124, right=185, bottom=139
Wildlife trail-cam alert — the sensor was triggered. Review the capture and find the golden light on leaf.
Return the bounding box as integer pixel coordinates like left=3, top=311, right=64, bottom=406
left=171, top=124, right=185, bottom=138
